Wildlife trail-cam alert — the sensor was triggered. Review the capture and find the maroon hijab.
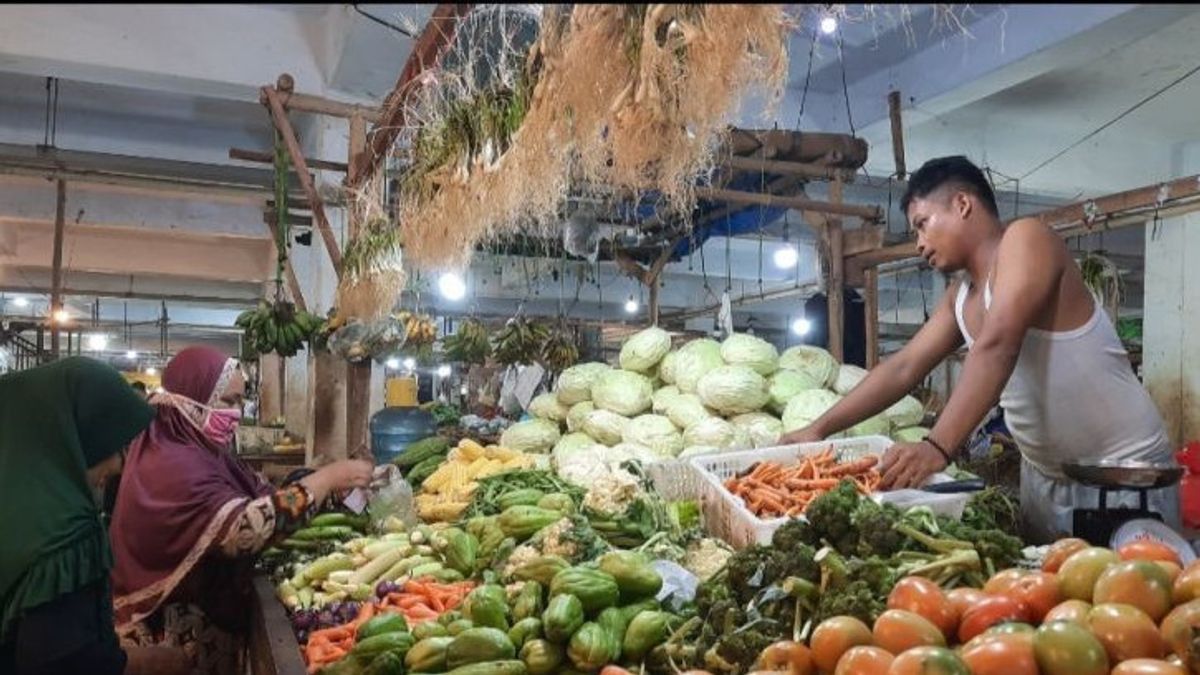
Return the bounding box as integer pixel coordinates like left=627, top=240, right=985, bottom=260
left=111, top=346, right=272, bottom=629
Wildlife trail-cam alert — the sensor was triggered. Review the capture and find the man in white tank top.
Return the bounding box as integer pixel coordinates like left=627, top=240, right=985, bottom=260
left=780, top=156, right=1178, bottom=544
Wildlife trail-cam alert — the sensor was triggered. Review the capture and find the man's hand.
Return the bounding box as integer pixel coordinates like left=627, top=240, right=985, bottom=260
left=124, top=645, right=192, bottom=675
left=778, top=425, right=825, bottom=445
left=878, top=441, right=948, bottom=490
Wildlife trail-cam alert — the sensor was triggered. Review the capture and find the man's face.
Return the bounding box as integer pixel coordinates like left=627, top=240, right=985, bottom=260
left=907, top=189, right=971, bottom=272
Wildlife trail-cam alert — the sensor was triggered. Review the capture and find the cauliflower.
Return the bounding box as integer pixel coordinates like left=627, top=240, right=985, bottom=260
left=501, top=544, right=542, bottom=582
left=683, top=538, right=735, bottom=582
left=536, top=517, right=579, bottom=559
left=582, top=468, right=643, bottom=515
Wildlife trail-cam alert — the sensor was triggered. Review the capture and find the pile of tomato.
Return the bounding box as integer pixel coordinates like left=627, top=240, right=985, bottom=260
left=719, top=538, right=1200, bottom=675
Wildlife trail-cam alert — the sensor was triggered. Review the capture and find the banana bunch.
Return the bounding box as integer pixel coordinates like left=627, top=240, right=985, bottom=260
left=395, top=310, right=437, bottom=347
left=492, top=316, right=550, bottom=367
left=443, top=318, right=492, bottom=364
left=541, top=325, right=580, bottom=373
left=235, top=300, right=324, bottom=357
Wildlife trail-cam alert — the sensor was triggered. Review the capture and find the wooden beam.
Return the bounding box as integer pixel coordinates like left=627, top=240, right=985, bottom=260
left=722, top=155, right=857, bottom=182
left=50, top=179, right=65, bottom=358
left=660, top=281, right=822, bottom=322
left=345, top=110, right=373, bottom=460
left=230, top=147, right=348, bottom=173
left=843, top=225, right=885, bottom=257
left=888, top=91, right=906, bottom=180
left=827, top=179, right=845, bottom=362
left=262, top=86, right=343, bottom=275
left=865, top=268, right=879, bottom=368
left=348, top=3, right=475, bottom=190
left=258, top=88, right=383, bottom=124
left=695, top=186, right=882, bottom=221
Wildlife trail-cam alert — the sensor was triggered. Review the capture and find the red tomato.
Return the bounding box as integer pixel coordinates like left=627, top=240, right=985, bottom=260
left=1043, top=599, right=1092, bottom=626
left=960, top=632, right=1037, bottom=675
left=1119, top=540, right=1183, bottom=567
left=887, top=577, right=957, bottom=638
left=946, top=588, right=987, bottom=621
left=1111, top=659, right=1187, bottom=675
left=1042, top=538, right=1090, bottom=573
left=1087, top=603, right=1167, bottom=662
left=1092, top=560, right=1174, bottom=622
left=834, top=646, right=894, bottom=675
left=1001, top=571, right=1061, bottom=623
left=809, top=616, right=873, bottom=673
left=957, top=596, right=1029, bottom=644
left=1032, top=620, right=1110, bottom=675
left=983, top=568, right=1028, bottom=596
left=1172, top=562, right=1200, bottom=604
left=1057, top=547, right=1120, bottom=602
left=755, top=640, right=814, bottom=675
left=886, top=646, right=970, bottom=675
left=873, top=610, right=946, bottom=655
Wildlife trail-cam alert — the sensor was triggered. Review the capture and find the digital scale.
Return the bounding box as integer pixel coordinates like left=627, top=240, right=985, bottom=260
left=1063, top=460, right=1183, bottom=546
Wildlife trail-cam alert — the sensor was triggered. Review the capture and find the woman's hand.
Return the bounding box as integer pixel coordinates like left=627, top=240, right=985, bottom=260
left=300, top=459, right=374, bottom=503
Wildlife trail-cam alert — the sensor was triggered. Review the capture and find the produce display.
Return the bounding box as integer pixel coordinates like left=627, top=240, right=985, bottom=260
left=236, top=299, right=325, bottom=357
left=442, top=318, right=492, bottom=365
left=722, top=449, right=883, bottom=518
left=411, top=438, right=536, bottom=522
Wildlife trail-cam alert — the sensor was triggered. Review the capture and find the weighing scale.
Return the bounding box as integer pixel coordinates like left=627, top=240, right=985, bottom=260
left=1062, top=460, right=1183, bottom=546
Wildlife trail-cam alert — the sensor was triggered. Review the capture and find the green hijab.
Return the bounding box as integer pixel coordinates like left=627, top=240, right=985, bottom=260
left=0, top=357, right=154, bottom=641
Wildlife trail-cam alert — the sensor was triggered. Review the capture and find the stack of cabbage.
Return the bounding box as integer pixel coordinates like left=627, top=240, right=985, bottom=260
left=514, top=327, right=928, bottom=481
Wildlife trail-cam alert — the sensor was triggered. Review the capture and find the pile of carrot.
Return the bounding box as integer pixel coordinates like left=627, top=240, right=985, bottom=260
left=303, top=578, right=476, bottom=673
left=723, top=448, right=882, bottom=519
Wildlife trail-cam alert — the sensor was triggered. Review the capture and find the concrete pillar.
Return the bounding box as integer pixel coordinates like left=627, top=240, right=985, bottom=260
left=1143, top=142, right=1200, bottom=448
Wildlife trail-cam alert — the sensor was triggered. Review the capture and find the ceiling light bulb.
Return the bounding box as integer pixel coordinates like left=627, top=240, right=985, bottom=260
left=386, top=358, right=400, bottom=370
left=145, top=367, right=158, bottom=376
left=792, top=318, right=812, bottom=336
left=126, top=350, right=138, bottom=360
left=624, top=297, right=639, bottom=314
left=53, top=308, right=71, bottom=324
left=437, top=365, right=452, bottom=377
left=773, top=245, right=799, bottom=270
left=11, top=296, right=29, bottom=308
left=820, top=16, right=838, bottom=34
left=403, top=357, right=416, bottom=371
left=86, top=334, right=109, bottom=351
left=438, top=272, right=467, bottom=301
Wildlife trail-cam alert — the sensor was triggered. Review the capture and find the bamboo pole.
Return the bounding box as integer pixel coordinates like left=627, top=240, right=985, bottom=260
left=50, top=179, right=66, bottom=359
left=695, top=186, right=881, bottom=221
left=257, top=88, right=383, bottom=124
left=888, top=91, right=906, bottom=180
left=827, top=179, right=845, bottom=362
left=865, top=267, right=879, bottom=368
left=345, top=112, right=373, bottom=460
left=230, top=148, right=348, bottom=173
left=722, top=155, right=857, bottom=182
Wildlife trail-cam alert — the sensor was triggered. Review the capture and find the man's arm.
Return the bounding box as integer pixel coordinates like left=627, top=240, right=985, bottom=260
left=783, top=280, right=965, bottom=442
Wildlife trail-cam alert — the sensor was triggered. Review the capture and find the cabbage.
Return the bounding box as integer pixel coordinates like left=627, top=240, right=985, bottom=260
left=555, top=362, right=612, bottom=405
left=619, top=326, right=672, bottom=373
left=684, top=417, right=751, bottom=451
left=679, top=445, right=722, bottom=459
left=621, top=415, right=683, bottom=457
left=846, top=414, right=890, bottom=438
left=666, top=393, right=713, bottom=430
left=553, top=432, right=597, bottom=458
left=673, top=339, right=725, bottom=394
left=555, top=452, right=614, bottom=488
left=658, top=351, right=679, bottom=385
left=696, top=365, right=769, bottom=415
left=833, top=364, right=869, bottom=396
left=607, top=442, right=663, bottom=463
left=529, top=393, right=569, bottom=423
left=582, top=409, right=631, bottom=446
left=720, top=333, right=779, bottom=376
left=731, top=413, right=783, bottom=448
left=500, top=418, right=561, bottom=454
left=652, top=386, right=683, bottom=415
left=591, top=370, right=653, bottom=416
left=566, top=401, right=595, bottom=433
left=892, top=426, right=931, bottom=443
left=767, top=369, right=822, bottom=414
left=778, top=345, right=838, bottom=388
left=884, top=395, right=925, bottom=428
left=781, top=389, right=843, bottom=432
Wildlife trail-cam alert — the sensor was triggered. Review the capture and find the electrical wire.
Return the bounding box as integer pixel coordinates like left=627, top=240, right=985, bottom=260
left=353, top=5, right=418, bottom=38
left=1020, top=60, right=1200, bottom=181
left=795, top=29, right=818, bottom=129
left=836, top=30, right=857, bottom=137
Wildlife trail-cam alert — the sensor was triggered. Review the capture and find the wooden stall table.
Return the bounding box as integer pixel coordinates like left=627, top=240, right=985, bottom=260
left=249, top=576, right=307, bottom=675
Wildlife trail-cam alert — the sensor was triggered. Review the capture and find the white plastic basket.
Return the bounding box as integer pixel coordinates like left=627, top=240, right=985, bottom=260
left=646, top=458, right=708, bottom=503
left=687, top=436, right=971, bottom=548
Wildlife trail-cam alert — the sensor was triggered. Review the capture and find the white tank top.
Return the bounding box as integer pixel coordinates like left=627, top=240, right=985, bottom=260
left=954, top=279, right=1171, bottom=479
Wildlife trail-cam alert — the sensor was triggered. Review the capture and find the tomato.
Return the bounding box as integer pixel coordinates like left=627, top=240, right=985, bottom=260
left=600, top=668, right=634, bottom=675
left=887, top=577, right=957, bottom=638
left=755, top=640, right=814, bottom=675
left=1043, top=538, right=1090, bottom=573
left=1111, top=659, right=1188, bottom=675
left=945, top=588, right=987, bottom=621
left=984, top=622, right=1035, bottom=636
left=809, top=616, right=873, bottom=673
left=1158, top=561, right=1183, bottom=584
left=1119, top=540, right=1183, bottom=567
left=1159, top=598, right=1200, bottom=672
left=834, top=646, right=894, bottom=675
left=1032, top=620, right=1110, bottom=675
left=1087, top=603, right=1167, bottom=662
left=1172, top=562, right=1200, bottom=604
left=1057, top=547, right=1119, bottom=601
left=873, top=610, right=946, bottom=655
left=886, top=646, right=969, bottom=675
left=1001, top=571, right=1061, bottom=623
left=1042, top=599, right=1092, bottom=626
left=982, top=568, right=1027, bottom=596
left=1093, top=560, right=1174, bottom=622
left=959, top=632, right=1037, bottom=675
left=957, top=596, right=1029, bottom=644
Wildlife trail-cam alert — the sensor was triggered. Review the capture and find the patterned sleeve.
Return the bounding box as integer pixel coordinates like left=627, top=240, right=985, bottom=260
left=216, top=484, right=318, bottom=557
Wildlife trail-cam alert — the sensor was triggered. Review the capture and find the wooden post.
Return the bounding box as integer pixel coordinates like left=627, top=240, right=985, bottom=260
left=262, top=86, right=344, bottom=275
left=888, top=91, right=906, bottom=180
left=827, top=179, right=845, bottom=362
left=50, top=179, right=66, bottom=359
left=864, top=268, right=879, bottom=368
left=345, top=112, right=374, bottom=460
left=261, top=215, right=308, bottom=313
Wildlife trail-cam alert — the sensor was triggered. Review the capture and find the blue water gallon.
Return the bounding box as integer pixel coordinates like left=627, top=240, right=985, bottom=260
left=369, top=406, right=437, bottom=465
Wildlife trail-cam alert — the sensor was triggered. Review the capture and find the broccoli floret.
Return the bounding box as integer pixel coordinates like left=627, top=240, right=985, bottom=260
left=772, top=517, right=819, bottom=551
left=852, top=499, right=909, bottom=557
left=804, top=479, right=863, bottom=555
left=695, top=576, right=733, bottom=616
left=939, top=519, right=1024, bottom=575
left=727, top=546, right=790, bottom=604
left=710, top=630, right=777, bottom=673
left=848, top=556, right=899, bottom=598
left=815, top=579, right=887, bottom=626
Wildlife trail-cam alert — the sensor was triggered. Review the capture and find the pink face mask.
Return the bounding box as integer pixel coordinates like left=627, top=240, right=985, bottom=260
left=203, top=407, right=241, bottom=447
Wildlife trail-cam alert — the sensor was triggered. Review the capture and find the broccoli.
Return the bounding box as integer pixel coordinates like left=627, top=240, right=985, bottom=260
left=804, top=479, right=863, bottom=555
left=938, top=519, right=1024, bottom=575
left=727, top=545, right=791, bottom=604
left=815, top=579, right=888, bottom=625
left=852, top=499, right=909, bottom=557
left=709, top=630, right=777, bottom=673
left=771, top=517, right=819, bottom=551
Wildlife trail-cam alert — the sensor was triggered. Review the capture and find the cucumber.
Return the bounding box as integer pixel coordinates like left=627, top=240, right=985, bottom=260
left=445, top=660, right=528, bottom=675
left=291, top=525, right=356, bottom=541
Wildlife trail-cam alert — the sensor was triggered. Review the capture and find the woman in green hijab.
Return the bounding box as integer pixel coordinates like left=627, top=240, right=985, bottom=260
left=0, top=357, right=189, bottom=675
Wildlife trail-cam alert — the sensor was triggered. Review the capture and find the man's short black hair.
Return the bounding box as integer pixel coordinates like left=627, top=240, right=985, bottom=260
left=901, top=155, right=999, bottom=218
left=131, top=381, right=147, bottom=393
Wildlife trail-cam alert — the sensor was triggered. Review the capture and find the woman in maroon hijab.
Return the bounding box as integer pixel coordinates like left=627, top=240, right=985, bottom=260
left=110, top=346, right=372, bottom=674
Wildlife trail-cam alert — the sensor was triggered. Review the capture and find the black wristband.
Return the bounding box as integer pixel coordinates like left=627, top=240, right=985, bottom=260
left=923, top=435, right=955, bottom=466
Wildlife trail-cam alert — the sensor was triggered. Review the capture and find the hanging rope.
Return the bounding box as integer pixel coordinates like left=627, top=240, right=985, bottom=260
left=795, top=29, right=818, bottom=130
left=836, top=30, right=857, bottom=137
